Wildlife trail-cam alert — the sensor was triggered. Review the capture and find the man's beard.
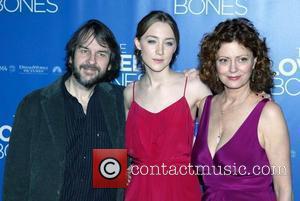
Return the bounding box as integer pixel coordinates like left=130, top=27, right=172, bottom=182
left=72, top=64, right=106, bottom=89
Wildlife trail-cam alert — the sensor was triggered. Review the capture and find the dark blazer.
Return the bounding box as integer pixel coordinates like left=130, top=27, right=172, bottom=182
left=3, top=77, right=125, bottom=201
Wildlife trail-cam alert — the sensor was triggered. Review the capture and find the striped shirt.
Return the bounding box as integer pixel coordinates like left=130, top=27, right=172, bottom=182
left=60, top=81, right=115, bottom=201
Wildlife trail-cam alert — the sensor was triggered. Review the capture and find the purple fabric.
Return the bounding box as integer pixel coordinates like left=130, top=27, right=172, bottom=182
left=192, top=95, right=276, bottom=201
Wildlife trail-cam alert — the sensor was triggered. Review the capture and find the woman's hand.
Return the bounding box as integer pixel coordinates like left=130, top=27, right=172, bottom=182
left=256, top=91, right=272, bottom=100
left=184, top=68, right=199, bottom=79
left=127, top=165, right=132, bottom=186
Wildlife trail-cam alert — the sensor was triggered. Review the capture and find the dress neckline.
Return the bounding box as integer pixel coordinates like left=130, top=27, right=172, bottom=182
left=133, top=96, right=186, bottom=115
left=206, top=97, right=267, bottom=160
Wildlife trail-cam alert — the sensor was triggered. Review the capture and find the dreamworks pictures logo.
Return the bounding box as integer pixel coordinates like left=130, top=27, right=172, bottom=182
left=0, top=64, right=63, bottom=75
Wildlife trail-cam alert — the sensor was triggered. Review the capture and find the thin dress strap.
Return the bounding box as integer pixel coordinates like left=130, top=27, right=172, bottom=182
left=132, top=81, right=136, bottom=101
left=183, top=77, right=188, bottom=96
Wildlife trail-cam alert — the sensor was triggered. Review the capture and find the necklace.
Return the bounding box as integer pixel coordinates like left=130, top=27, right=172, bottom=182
left=217, top=91, right=251, bottom=145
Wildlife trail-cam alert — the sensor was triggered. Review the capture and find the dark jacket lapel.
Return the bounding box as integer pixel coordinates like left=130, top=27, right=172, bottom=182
left=40, top=77, right=66, bottom=164
left=97, top=82, right=122, bottom=148
left=39, top=78, right=124, bottom=160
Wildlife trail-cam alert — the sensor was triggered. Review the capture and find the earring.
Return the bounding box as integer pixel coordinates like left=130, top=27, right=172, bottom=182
left=251, top=72, right=255, bottom=82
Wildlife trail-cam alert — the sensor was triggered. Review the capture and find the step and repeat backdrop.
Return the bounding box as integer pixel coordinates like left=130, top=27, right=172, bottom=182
left=0, top=0, right=299, bottom=199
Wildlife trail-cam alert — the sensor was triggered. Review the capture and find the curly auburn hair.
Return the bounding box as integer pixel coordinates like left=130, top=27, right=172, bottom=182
left=199, top=18, right=274, bottom=94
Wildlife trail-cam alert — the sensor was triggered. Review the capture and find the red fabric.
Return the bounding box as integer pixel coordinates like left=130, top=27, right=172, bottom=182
left=125, top=80, right=202, bottom=201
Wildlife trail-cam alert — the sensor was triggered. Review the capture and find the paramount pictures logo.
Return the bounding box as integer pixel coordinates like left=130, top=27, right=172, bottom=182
left=52, top=66, right=63, bottom=74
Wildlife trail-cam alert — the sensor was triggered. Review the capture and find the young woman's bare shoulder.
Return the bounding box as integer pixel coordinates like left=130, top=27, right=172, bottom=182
left=124, top=82, right=135, bottom=108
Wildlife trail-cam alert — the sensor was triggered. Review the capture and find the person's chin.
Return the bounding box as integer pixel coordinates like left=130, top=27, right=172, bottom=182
left=150, top=63, right=169, bottom=72
left=82, top=71, right=100, bottom=79
left=225, top=82, right=249, bottom=90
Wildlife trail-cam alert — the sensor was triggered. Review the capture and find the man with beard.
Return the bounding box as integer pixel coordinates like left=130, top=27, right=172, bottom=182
left=3, top=19, right=125, bottom=201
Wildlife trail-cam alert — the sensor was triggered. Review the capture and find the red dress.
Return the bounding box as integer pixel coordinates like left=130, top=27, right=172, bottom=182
left=125, top=79, right=202, bottom=201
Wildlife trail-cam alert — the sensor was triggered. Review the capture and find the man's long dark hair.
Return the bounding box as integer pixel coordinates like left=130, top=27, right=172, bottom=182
left=65, top=19, right=121, bottom=81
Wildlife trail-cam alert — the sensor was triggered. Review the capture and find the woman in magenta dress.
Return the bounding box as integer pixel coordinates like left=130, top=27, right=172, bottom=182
left=192, top=18, right=292, bottom=200
left=124, top=11, right=211, bottom=201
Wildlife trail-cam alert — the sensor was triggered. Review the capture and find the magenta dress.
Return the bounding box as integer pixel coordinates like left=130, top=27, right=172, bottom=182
left=192, top=95, right=276, bottom=201
left=125, top=79, right=202, bottom=201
